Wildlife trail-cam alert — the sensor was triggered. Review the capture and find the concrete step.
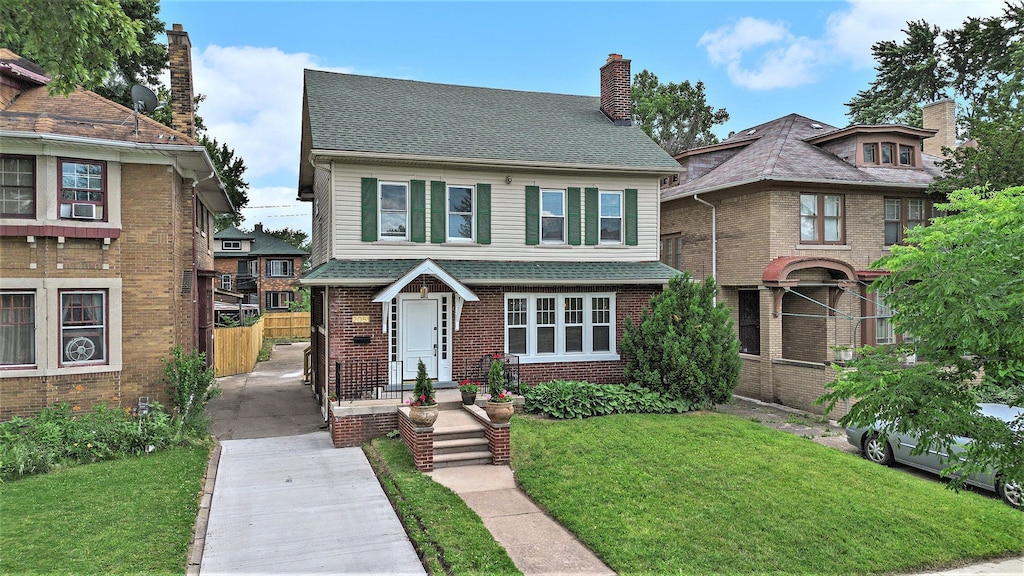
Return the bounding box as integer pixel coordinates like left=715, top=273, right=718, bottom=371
left=433, top=450, right=493, bottom=468
left=434, top=436, right=489, bottom=456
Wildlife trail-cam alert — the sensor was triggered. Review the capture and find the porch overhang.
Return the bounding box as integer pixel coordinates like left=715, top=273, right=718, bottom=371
left=761, top=256, right=858, bottom=288
left=371, top=259, right=479, bottom=303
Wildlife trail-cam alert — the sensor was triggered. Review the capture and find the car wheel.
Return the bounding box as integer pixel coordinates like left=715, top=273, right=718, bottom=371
left=863, top=433, right=894, bottom=465
left=997, top=476, right=1022, bottom=509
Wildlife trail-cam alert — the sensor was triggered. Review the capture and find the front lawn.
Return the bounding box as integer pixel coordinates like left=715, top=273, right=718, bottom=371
left=511, top=412, right=1024, bottom=575
left=0, top=445, right=209, bottom=575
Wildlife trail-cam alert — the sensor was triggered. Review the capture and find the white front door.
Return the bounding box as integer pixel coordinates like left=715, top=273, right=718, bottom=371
left=402, top=299, right=438, bottom=380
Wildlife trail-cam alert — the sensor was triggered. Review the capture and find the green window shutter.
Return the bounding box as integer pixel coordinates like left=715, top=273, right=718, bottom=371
left=361, top=177, right=378, bottom=241
left=477, top=183, right=491, bottom=244
left=430, top=180, right=446, bottom=243
left=584, top=187, right=599, bottom=245
left=625, top=188, right=638, bottom=246
left=410, top=180, right=426, bottom=242
left=567, top=187, right=581, bottom=245
left=525, top=185, right=540, bottom=245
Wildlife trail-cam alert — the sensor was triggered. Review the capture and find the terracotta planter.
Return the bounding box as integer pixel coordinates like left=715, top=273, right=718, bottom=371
left=485, top=401, right=514, bottom=424
left=408, top=404, right=438, bottom=427
left=460, top=390, right=477, bottom=405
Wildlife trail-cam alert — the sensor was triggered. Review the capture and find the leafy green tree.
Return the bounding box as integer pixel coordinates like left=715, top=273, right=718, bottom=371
left=846, top=3, right=1024, bottom=191
left=264, top=227, right=308, bottom=250
left=820, top=186, right=1024, bottom=488
left=620, top=274, right=741, bottom=407
left=205, top=136, right=249, bottom=230
left=0, top=0, right=141, bottom=96
left=631, top=70, right=729, bottom=155
left=91, top=0, right=167, bottom=108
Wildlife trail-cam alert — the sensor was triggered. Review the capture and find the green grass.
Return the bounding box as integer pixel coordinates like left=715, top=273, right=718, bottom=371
left=1, top=445, right=210, bottom=575
left=365, top=438, right=521, bottom=576
left=511, top=412, right=1024, bottom=575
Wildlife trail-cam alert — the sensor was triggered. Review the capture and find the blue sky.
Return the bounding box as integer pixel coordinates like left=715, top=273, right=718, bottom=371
left=156, top=0, right=1004, bottom=236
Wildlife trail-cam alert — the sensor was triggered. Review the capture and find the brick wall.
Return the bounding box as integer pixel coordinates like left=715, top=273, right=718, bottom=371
left=0, top=371, right=122, bottom=420
left=397, top=409, right=434, bottom=471
left=771, top=360, right=849, bottom=419
left=331, top=411, right=398, bottom=447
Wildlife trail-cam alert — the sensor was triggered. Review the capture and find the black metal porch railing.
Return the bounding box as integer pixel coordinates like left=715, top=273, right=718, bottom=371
left=334, top=359, right=403, bottom=401
left=462, top=353, right=521, bottom=395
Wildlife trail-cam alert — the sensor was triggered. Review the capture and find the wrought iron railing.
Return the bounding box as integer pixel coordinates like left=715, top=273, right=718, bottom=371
left=334, top=359, right=403, bottom=401
left=462, top=353, right=521, bottom=395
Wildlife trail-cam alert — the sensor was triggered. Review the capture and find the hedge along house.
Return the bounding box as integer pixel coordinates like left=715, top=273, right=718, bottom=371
left=298, top=55, right=681, bottom=420
left=0, top=26, right=232, bottom=420
left=659, top=105, right=951, bottom=418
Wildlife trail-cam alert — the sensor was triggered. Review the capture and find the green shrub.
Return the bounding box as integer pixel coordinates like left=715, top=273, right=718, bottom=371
left=410, top=359, right=435, bottom=406
left=620, top=273, right=741, bottom=408
left=523, top=380, right=691, bottom=419
left=0, top=401, right=179, bottom=481
left=163, top=346, right=220, bottom=438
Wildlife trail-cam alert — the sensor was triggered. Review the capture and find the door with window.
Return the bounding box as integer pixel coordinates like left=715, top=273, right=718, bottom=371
left=738, top=291, right=760, bottom=354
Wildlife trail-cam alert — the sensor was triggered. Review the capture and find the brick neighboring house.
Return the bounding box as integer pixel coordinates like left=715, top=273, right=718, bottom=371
left=298, top=55, right=681, bottom=412
left=659, top=102, right=953, bottom=418
left=214, top=223, right=309, bottom=313
left=0, top=26, right=233, bottom=420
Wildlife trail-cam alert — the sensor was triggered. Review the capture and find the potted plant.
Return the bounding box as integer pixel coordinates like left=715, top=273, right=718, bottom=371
left=831, top=345, right=854, bottom=362
left=407, top=359, right=437, bottom=427
left=458, top=379, right=479, bottom=405
left=485, top=354, right=514, bottom=423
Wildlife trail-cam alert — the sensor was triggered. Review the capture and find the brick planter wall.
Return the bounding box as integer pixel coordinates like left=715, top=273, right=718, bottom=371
left=329, top=404, right=399, bottom=448
left=463, top=404, right=512, bottom=465
left=397, top=408, right=434, bottom=471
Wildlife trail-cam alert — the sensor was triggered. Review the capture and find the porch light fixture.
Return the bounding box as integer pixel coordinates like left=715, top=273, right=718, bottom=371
left=420, top=285, right=428, bottom=298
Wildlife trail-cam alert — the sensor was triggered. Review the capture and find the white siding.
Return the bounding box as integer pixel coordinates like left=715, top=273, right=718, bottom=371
left=311, top=163, right=332, bottom=266
left=329, top=162, right=661, bottom=262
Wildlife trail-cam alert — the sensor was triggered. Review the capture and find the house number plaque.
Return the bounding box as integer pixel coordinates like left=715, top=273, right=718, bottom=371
left=352, top=315, right=370, bottom=324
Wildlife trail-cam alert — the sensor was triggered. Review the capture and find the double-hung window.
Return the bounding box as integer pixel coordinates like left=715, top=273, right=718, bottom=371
left=874, top=290, right=895, bottom=345
left=266, top=291, right=293, bottom=310
left=267, top=259, right=293, bottom=278
left=60, top=291, right=106, bottom=365
left=222, top=240, right=241, bottom=251
left=599, top=191, right=622, bottom=244
left=898, top=144, right=914, bottom=166
left=1, top=155, right=35, bottom=217
left=884, top=197, right=929, bottom=245
left=505, top=293, right=616, bottom=360
left=0, top=292, right=35, bottom=367
left=447, top=185, right=474, bottom=241
left=881, top=143, right=895, bottom=165
left=221, top=275, right=232, bottom=290
left=800, top=193, right=844, bottom=244
left=379, top=181, right=409, bottom=240
left=862, top=143, right=877, bottom=164
left=541, top=189, right=565, bottom=243
left=59, top=159, right=105, bottom=220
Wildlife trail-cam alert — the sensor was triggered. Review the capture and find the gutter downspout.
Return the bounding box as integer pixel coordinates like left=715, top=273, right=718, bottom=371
left=692, top=194, right=717, bottom=303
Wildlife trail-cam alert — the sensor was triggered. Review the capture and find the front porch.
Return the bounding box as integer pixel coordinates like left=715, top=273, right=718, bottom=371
left=328, top=387, right=521, bottom=472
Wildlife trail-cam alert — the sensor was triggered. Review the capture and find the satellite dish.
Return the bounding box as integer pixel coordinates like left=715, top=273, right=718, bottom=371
left=130, top=84, right=158, bottom=113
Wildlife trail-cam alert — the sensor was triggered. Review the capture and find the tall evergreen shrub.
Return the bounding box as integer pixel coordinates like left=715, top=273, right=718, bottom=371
left=620, top=274, right=741, bottom=407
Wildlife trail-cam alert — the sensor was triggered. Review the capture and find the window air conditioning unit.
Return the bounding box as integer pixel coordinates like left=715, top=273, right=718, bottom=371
left=71, top=203, right=98, bottom=219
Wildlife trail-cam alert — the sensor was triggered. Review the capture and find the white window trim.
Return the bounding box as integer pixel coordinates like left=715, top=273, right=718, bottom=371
left=266, top=291, right=293, bottom=310
left=446, top=184, right=475, bottom=242
left=222, top=240, right=242, bottom=250
left=221, top=275, right=232, bottom=290
left=379, top=180, right=409, bottom=241
left=0, top=278, right=122, bottom=378
left=267, top=259, right=293, bottom=278
left=540, top=189, right=566, bottom=245
left=599, top=190, right=623, bottom=245
left=504, top=292, right=618, bottom=363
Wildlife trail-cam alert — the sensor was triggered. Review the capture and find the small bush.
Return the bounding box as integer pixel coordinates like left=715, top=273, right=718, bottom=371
left=0, top=402, right=179, bottom=481
left=163, top=346, right=220, bottom=438
left=523, top=380, right=691, bottom=419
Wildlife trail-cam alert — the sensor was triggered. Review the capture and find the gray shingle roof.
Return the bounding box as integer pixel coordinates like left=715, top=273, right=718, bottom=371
left=214, top=226, right=309, bottom=257
left=301, top=259, right=679, bottom=286
left=301, top=70, right=680, bottom=173
left=662, top=114, right=943, bottom=201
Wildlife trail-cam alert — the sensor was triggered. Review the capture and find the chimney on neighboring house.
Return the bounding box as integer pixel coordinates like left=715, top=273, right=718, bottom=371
left=922, top=99, right=955, bottom=157
left=600, top=53, right=632, bottom=126
left=254, top=223, right=263, bottom=233
left=166, top=23, right=195, bottom=138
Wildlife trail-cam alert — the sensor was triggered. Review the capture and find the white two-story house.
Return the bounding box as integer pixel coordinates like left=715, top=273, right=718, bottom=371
left=297, top=55, right=681, bottom=403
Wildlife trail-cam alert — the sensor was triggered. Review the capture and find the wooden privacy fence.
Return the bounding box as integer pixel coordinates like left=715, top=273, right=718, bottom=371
left=264, top=311, right=311, bottom=339
left=214, top=317, right=264, bottom=377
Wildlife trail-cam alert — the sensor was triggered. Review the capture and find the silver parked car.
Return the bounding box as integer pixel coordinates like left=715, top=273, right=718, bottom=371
left=846, top=403, right=1023, bottom=509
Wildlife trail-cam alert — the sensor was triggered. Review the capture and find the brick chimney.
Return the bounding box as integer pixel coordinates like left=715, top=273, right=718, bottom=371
left=922, top=99, right=955, bottom=157
left=166, top=23, right=195, bottom=138
left=600, top=53, right=632, bottom=126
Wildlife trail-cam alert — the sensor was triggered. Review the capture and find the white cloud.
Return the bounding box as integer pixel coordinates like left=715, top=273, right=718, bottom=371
left=239, top=185, right=310, bottom=236
left=700, top=0, right=1005, bottom=90
left=188, top=46, right=351, bottom=181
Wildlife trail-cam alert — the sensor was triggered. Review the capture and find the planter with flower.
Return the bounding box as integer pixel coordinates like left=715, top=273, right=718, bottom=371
left=485, top=357, right=515, bottom=424
left=407, top=359, right=437, bottom=427
left=458, top=379, right=479, bottom=405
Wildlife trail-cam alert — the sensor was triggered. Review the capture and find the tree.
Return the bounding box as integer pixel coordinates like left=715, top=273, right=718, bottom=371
left=820, top=186, right=1024, bottom=489
left=263, top=227, right=308, bottom=250
left=631, top=70, right=729, bottom=155
left=846, top=3, right=1024, bottom=191
left=620, top=274, right=741, bottom=408
left=91, top=0, right=169, bottom=108
left=205, top=136, right=249, bottom=231
left=0, top=0, right=142, bottom=96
